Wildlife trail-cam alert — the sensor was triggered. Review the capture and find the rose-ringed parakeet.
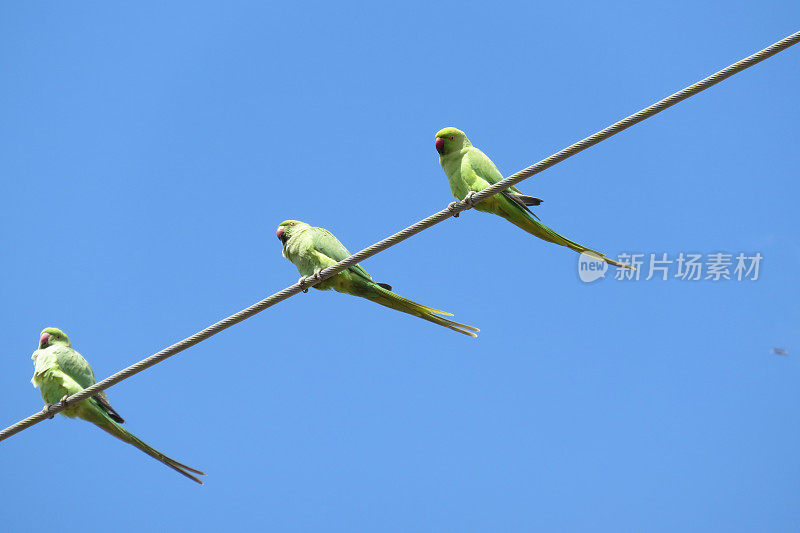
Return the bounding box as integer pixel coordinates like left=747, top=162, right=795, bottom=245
left=276, top=220, right=479, bottom=337
left=435, top=127, right=630, bottom=269
left=31, top=327, right=206, bottom=484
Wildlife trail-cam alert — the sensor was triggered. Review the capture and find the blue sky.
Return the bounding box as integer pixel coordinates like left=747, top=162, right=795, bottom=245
left=2, top=2, right=798, bottom=531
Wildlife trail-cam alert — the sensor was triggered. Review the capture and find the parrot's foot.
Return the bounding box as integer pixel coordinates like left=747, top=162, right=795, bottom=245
left=462, top=190, right=478, bottom=207
left=42, top=395, right=70, bottom=419
left=448, top=191, right=478, bottom=217
left=299, top=268, right=324, bottom=293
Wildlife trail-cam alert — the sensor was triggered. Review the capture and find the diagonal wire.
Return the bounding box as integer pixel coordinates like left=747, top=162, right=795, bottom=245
left=2, top=29, right=798, bottom=443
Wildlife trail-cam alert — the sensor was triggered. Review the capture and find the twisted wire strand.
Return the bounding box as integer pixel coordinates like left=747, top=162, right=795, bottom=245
left=2, top=29, right=798, bottom=443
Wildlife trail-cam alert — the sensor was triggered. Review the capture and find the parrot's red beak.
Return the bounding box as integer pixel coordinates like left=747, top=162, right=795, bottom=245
left=435, top=137, right=445, bottom=154
left=39, top=332, right=50, bottom=348
left=276, top=226, right=286, bottom=243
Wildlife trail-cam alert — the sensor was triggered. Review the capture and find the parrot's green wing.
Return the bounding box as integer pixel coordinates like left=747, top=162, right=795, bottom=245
left=310, top=227, right=388, bottom=287
left=53, top=345, right=95, bottom=389
left=467, top=149, right=542, bottom=218
left=54, top=345, right=124, bottom=423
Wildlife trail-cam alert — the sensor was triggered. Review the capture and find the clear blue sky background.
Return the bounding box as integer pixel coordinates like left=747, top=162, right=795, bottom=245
left=2, top=2, right=798, bottom=531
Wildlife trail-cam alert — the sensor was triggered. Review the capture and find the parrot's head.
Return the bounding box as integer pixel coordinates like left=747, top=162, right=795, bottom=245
left=435, top=127, right=470, bottom=156
left=276, top=220, right=309, bottom=245
left=38, top=327, right=70, bottom=349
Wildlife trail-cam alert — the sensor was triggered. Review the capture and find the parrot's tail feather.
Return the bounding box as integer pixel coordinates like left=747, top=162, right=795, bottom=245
left=124, top=433, right=207, bottom=484
left=603, top=256, right=635, bottom=270
left=501, top=190, right=540, bottom=220
left=513, top=214, right=633, bottom=269
left=85, top=399, right=206, bottom=484
left=439, top=318, right=480, bottom=337
left=517, top=194, right=543, bottom=206
left=416, top=315, right=479, bottom=337
left=94, top=394, right=125, bottom=423
left=365, top=284, right=479, bottom=337
left=373, top=286, right=454, bottom=316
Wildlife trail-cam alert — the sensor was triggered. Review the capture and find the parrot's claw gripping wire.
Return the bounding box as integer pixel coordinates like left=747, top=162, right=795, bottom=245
left=448, top=191, right=479, bottom=218
left=462, top=190, right=478, bottom=207
left=299, top=268, right=324, bottom=293
left=43, top=395, right=71, bottom=419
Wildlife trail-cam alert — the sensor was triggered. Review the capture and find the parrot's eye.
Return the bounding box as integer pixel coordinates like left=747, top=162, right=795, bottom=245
left=449, top=136, right=454, bottom=141
left=289, top=222, right=295, bottom=226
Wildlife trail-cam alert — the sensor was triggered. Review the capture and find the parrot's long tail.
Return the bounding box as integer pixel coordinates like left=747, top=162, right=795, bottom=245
left=83, top=399, right=206, bottom=484
left=362, top=284, right=480, bottom=337
left=512, top=213, right=633, bottom=270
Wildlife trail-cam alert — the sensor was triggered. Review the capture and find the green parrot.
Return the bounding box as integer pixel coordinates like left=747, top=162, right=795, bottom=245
left=434, top=127, right=631, bottom=269
left=276, top=220, right=479, bottom=337
left=31, top=327, right=206, bottom=484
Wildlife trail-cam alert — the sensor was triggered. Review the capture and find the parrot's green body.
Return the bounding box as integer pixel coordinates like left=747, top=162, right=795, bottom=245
left=435, top=127, right=630, bottom=269
left=276, top=220, right=479, bottom=337
left=30, top=327, right=205, bottom=484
